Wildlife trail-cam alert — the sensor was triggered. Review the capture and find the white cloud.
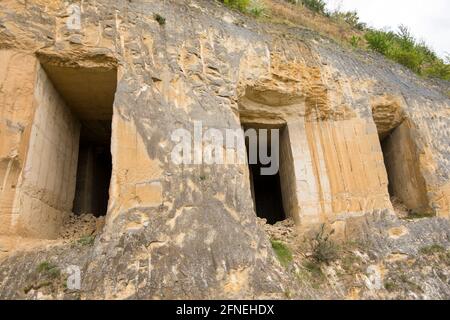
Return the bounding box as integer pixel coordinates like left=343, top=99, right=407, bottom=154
left=325, top=0, right=450, bottom=58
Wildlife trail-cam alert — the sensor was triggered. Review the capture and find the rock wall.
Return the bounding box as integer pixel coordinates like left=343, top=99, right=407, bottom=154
left=0, top=0, right=449, bottom=299
left=0, top=51, right=37, bottom=236
left=15, top=64, right=80, bottom=238
left=382, top=121, right=431, bottom=214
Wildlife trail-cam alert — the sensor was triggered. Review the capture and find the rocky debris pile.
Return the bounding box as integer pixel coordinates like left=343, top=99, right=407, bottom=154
left=257, top=218, right=297, bottom=242
left=59, top=213, right=105, bottom=241
left=257, top=218, right=311, bottom=260
left=256, top=214, right=450, bottom=299
left=390, top=196, right=409, bottom=218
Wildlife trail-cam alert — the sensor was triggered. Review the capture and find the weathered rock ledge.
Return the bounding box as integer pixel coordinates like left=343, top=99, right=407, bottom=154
left=0, top=0, right=448, bottom=299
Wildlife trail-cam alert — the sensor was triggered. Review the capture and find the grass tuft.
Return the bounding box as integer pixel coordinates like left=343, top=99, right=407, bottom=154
left=419, top=244, right=446, bottom=255
left=248, top=0, right=266, bottom=17
left=311, top=224, right=338, bottom=264
left=77, top=235, right=96, bottom=246
left=36, top=261, right=60, bottom=279
left=221, top=0, right=251, bottom=12
left=271, top=239, right=293, bottom=267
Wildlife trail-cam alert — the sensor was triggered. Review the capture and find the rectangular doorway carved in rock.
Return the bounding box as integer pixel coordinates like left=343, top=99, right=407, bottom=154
left=244, top=124, right=290, bottom=225
left=372, top=104, right=432, bottom=216
left=41, top=62, right=117, bottom=218
left=18, top=59, right=117, bottom=238
left=72, top=128, right=112, bottom=217
left=379, top=123, right=431, bottom=215
left=249, top=160, right=286, bottom=224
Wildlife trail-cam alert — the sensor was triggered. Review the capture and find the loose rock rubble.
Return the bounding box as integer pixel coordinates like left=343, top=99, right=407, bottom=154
left=390, top=196, right=410, bottom=219
left=258, top=218, right=297, bottom=243
left=0, top=0, right=448, bottom=300
left=59, top=213, right=105, bottom=241
left=257, top=213, right=450, bottom=299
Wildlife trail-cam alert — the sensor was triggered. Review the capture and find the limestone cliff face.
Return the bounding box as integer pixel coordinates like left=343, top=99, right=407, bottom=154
left=0, top=0, right=449, bottom=299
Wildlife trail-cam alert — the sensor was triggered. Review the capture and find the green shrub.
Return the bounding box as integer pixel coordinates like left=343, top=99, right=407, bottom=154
left=350, top=35, right=361, bottom=48
left=154, top=13, right=166, bottom=26
left=423, top=58, right=450, bottom=81
left=36, top=261, right=60, bottom=279
left=37, top=261, right=55, bottom=273
left=365, top=29, right=393, bottom=55
left=281, top=1, right=449, bottom=81
left=301, top=0, right=326, bottom=15
left=221, top=0, right=251, bottom=12
left=311, top=224, right=338, bottom=264
left=271, top=240, right=293, bottom=267
left=248, top=0, right=266, bottom=17
left=364, top=25, right=449, bottom=81
left=396, top=25, right=416, bottom=50
left=389, top=47, right=424, bottom=73
left=332, top=11, right=366, bottom=30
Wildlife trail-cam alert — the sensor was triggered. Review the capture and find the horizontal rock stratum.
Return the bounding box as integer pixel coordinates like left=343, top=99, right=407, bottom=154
left=0, top=0, right=449, bottom=299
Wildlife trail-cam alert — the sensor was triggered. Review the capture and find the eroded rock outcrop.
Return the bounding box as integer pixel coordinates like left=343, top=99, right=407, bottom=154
left=0, top=0, right=448, bottom=299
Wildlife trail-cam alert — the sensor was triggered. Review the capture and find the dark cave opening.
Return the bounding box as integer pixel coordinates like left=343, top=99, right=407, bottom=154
left=72, top=130, right=112, bottom=217
left=244, top=125, right=287, bottom=225
left=39, top=61, right=117, bottom=218
left=249, top=162, right=286, bottom=224
left=377, top=122, right=431, bottom=215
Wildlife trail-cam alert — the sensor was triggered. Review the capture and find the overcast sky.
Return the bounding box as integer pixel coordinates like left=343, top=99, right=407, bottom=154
left=325, top=0, right=450, bottom=59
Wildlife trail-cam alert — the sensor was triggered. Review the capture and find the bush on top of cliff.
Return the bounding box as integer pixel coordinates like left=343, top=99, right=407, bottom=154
left=278, top=2, right=449, bottom=81
left=221, top=0, right=251, bottom=12
left=220, top=0, right=266, bottom=17
left=222, top=1, right=449, bottom=81
left=285, top=0, right=326, bottom=15
left=330, top=10, right=366, bottom=31
left=282, top=2, right=448, bottom=81
left=365, top=26, right=450, bottom=81
left=301, top=0, right=327, bottom=15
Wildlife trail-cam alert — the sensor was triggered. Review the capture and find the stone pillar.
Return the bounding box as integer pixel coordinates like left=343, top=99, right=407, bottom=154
left=14, top=64, right=80, bottom=238
left=107, top=114, right=164, bottom=230
left=0, top=51, right=37, bottom=235
left=382, top=122, right=431, bottom=214
left=285, top=117, right=392, bottom=234
left=286, top=118, right=325, bottom=229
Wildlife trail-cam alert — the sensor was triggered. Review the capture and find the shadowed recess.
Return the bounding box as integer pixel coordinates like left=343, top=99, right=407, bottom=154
left=39, top=61, right=117, bottom=217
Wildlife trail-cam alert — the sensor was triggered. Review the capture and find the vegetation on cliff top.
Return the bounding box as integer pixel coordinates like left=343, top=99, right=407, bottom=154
left=221, top=0, right=251, bottom=12
left=364, top=26, right=450, bottom=80
left=220, top=0, right=450, bottom=81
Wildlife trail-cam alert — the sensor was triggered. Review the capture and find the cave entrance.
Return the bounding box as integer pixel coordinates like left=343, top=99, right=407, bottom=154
left=244, top=125, right=288, bottom=225
left=249, top=162, right=286, bottom=224
left=37, top=60, right=117, bottom=218
left=373, top=111, right=431, bottom=215
left=72, top=127, right=112, bottom=217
